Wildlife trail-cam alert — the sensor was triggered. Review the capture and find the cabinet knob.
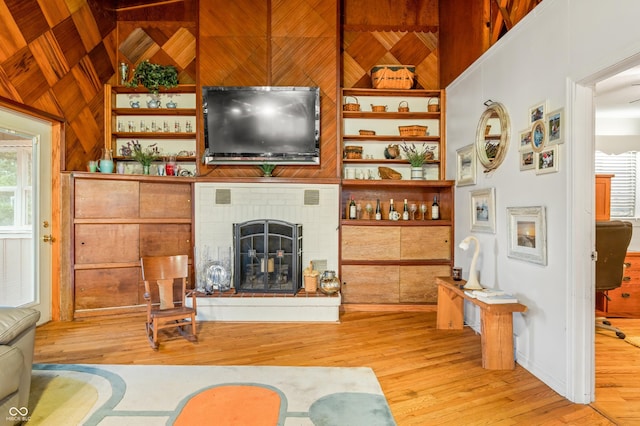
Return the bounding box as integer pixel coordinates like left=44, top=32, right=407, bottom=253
left=621, top=292, right=631, bottom=298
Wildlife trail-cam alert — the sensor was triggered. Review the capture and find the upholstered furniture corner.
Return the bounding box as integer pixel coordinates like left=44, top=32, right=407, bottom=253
left=0, top=307, right=40, bottom=425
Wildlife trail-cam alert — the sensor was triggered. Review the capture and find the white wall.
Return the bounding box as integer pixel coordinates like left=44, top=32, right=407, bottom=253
left=446, top=0, right=640, bottom=403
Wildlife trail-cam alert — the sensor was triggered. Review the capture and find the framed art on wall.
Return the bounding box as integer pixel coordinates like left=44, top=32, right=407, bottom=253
left=530, top=119, right=546, bottom=153
left=519, top=129, right=532, bottom=151
left=529, top=101, right=547, bottom=124
left=456, top=144, right=476, bottom=186
left=470, top=187, right=496, bottom=233
left=520, top=150, right=535, bottom=171
left=535, top=145, right=559, bottom=174
left=506, top=206, right=547, bottom=265
left=547, top=108, right=564, bottom=144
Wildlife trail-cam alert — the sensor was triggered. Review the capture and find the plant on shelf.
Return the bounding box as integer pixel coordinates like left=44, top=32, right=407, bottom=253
left=126, top=60, right=179, bottom=94
left=127, top=140, right=161, bottom=174
left=400, top=142, right=431, bottom=167
left=258, top=162, right=276, bottom=177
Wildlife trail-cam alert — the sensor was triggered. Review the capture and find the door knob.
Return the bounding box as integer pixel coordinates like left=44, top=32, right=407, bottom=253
left=42, top=234, right=55, bottom=243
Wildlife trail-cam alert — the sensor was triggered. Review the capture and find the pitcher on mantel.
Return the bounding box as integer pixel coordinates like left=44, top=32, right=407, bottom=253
left=98, top=148, right=114, bottom=173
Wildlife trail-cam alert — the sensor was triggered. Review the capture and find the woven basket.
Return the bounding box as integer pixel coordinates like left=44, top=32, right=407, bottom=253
left=428, top=97, right=440, bottom=112
left=398, top=101, right=410, bottom=112
left=398, top=125, right=428, bottom=137
left=343, top=96, right=360, bottom=111
left=371, top=104, right=387, bottom=112
left=370, top=65, right=415, bottom=90
left=359, top=129, right=376, bottom=136
left=344, top=145, right=363, bottom=159
left=378, top=166, right=402, bottom=180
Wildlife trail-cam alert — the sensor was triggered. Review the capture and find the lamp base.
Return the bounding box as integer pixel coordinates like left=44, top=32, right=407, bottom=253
left=463, top=277, right=483, bottom=290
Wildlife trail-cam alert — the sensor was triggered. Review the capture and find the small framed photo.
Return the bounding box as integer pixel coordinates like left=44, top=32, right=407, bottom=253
left=519, top=129, right=532, bottom=151
left=535, top=145, right=559, bottom=174
left=520, top=151, right=535, bottom=171
left=547, top=108, right=563, bottom=144
left=529, top=101, right=547, bottom=124
left=470, top=187, right=496, bottom=233
left=531, top=119, right=546, bottom=153
left=507, top=206, right=547, bottom=265
left=456, top=144, right=476, bottom=186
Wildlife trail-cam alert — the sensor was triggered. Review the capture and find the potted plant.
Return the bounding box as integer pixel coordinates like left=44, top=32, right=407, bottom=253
left=259, top=162, right=276, bottom=177
left=400, top=142, right=430, bottom=180
left=127, top=140, right=161, bottom=174
left=126, top=60, right=179, bottom=94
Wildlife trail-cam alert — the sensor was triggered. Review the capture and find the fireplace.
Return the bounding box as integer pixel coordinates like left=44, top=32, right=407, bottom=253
left=233, top=220, right=302, bottom=294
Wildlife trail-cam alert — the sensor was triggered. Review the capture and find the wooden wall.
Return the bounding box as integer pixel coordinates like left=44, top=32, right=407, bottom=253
left=198, top=0, right=340, bottom=179
left=0, top=0, right=117, bottom=171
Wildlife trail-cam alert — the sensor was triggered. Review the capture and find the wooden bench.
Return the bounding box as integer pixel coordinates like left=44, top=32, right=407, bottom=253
left=436, top=277, right=527, bottom=370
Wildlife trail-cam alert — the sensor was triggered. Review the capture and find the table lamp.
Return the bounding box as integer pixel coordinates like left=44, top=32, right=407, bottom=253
left=459, top=236, right=483, bottom=290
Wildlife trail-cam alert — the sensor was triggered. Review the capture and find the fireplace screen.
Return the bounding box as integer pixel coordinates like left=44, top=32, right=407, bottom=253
left=233, top=220, right=302, bottom=294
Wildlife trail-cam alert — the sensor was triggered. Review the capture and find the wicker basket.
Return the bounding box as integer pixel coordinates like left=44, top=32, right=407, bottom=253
left=398, top=125, right=428, bottom=137
left=378, top=166, right=402, bottom=180
left=344, top=145, right=363, bottom=159
left=370, top=65, right=415, bottom=90
left=359, top=129, right=376, bottom=136
left=371, top=104, right=387, bottom=112
left=428, top=97, right=440, bottom=112
left=398, top=101, right=410, bottom=112
left=343, top=96, right=360, bottom=111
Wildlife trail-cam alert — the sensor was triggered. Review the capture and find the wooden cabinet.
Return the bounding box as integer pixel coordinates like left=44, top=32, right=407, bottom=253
left=340, top=180, right=454, bottom=306
left=72, top=174, right=193, bottom=317
left=341, top=88, right=446, bottom=181
left=598, top=252, right=640, bottom=317
left=104, top=84, right=197, bottom=175
left=595, top=174, right=613, bottom=221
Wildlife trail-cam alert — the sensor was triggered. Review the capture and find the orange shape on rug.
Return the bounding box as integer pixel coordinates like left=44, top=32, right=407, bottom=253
left=175, top=385, right=281, bottom=426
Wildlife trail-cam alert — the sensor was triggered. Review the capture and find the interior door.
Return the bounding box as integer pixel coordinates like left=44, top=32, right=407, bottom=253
left=0, top=107, right=52, bottom=324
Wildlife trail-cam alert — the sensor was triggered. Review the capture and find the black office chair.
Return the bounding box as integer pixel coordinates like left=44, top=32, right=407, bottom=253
left=595, top=220, right=633, bottom=339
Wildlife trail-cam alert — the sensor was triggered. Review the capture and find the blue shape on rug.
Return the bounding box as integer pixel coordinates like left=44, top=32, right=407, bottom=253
left=309, top=392, right=396, bottom=426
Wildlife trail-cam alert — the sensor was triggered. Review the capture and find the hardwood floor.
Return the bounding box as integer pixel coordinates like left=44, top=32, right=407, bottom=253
left=33, top=311, right=639, bottom=425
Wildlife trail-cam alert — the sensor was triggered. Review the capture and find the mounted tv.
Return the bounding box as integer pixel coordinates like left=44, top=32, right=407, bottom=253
left=202, top=86, right=320, bottom=165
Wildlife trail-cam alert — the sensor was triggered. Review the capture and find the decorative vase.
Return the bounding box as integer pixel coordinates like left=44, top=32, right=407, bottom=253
left=411, top=166, right=423, bottom=180
left=143, top=164, right=150, bottom=175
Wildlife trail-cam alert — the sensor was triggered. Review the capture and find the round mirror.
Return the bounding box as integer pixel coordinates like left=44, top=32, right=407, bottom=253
left=475, top=102, right=511, bottom=172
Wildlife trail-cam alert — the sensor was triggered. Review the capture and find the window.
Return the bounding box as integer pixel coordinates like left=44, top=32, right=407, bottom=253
left=595, top=150, right=637, bottom=218
left=0, top=142, right=32, bottom=230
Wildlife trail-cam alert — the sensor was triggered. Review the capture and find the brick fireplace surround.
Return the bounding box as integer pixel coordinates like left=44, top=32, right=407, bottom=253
left=193, top=182, right=341, bottom=322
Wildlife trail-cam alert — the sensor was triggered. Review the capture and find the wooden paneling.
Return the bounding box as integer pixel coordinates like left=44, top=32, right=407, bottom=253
left=75, top=267, right=139, bottom=309
left=341, top=226, right=401, bottom=261
left=341, top=265, right=399, bottom=303
left=139, top=223, right=191, bottom=256
left=399, top=265, right=449, bottom=303
left=75, top=224, right=140, bottom=263
left=400, top=226, right=451, bottom=260
left=595, top=174, right=613, bottom=222
left=140, top=182, right=191, bottom=218
left=75, top=179, right=139, bottom=218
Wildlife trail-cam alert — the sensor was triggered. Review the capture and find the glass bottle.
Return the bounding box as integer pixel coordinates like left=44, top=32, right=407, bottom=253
left=389, top=198, right=397, bottom=220
left=431, top=196, right=440, bottom=220
left=375, top=199, right=382, bottom=220
left=349, top=196, right=357, bottom=219
left=402, top=199, right=410, bottom=220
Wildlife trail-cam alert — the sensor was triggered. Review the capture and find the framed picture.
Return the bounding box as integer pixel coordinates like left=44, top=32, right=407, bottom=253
left=547, top=108, right=564, bottom=144
left=530, top=119, right=546, bottom=153
left=507, top=206, right=547, bottom=265
left=456, top=144, right=476, bottom=186
left=470, top=187, right=496, bottom=233
left=519, top=129, right=532, bottom=151
left=535, top=145, right=559, bottom=174
left=520, top=150, right=535, bottom=171
left=529, top=101, right=547, bottom=124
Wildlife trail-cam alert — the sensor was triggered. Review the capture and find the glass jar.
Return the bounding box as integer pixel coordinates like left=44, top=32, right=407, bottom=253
left=319, top=270, right=340, bottom=294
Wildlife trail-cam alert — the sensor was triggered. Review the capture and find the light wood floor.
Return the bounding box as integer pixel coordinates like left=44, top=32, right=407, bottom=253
left=33, top=311, right=640, bottom=425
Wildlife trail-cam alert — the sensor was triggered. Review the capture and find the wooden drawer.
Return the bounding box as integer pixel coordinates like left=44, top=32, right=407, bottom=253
left=399, top=265, right=451, bottom=303
left=341, top=226, right=400, bottom=261
left=341, top=265, right=399, bottom=303
left=75, top=268, right=140, bottom=309
left=75, top=180, right=139, bottom=218
left=140, top=224, right=191, bottom=257
left=606, top=282, right=640, bottom=314
left=75, top=224, right=140, bottom=264
left=400, top=226, right=451, bottom=260
left=140, top=182, right=192, bottom=219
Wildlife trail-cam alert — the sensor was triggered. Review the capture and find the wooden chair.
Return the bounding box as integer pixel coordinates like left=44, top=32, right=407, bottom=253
left=140, top=255, right=197, bottom=349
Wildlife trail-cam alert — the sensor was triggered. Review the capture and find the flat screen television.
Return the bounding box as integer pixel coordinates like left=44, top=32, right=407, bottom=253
left=202, top=86, right=320, bottom=165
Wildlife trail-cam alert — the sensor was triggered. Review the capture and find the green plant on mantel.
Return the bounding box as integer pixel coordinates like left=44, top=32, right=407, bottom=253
left=126, top=60, right=178, bottom=94
left=259, top=162, right=276, bottom=177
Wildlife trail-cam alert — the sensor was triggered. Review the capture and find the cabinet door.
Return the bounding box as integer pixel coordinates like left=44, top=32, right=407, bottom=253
left=400, top=226, right=451, bottom=260
left=140, top=182, right=191, bottom=219
left=75, top=224, right=140, bottom=264
left=341, top=226, right=400, bottom=261
left=75, top=180, right=139, bottom=218
left=140, top=224, right=191, bottom=257
left=399, top=265, right=451, bottom=303
left=341, top=265, right=399, bottom=303
left=75, top=268, right=140, bottom=309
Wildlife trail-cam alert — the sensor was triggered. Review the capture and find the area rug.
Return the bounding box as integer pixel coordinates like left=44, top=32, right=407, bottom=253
left=28, top=364, right=395, bottom=426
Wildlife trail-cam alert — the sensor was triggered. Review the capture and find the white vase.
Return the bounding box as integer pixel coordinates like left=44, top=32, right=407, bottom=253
left=411, top=166, right=423, bottom=180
